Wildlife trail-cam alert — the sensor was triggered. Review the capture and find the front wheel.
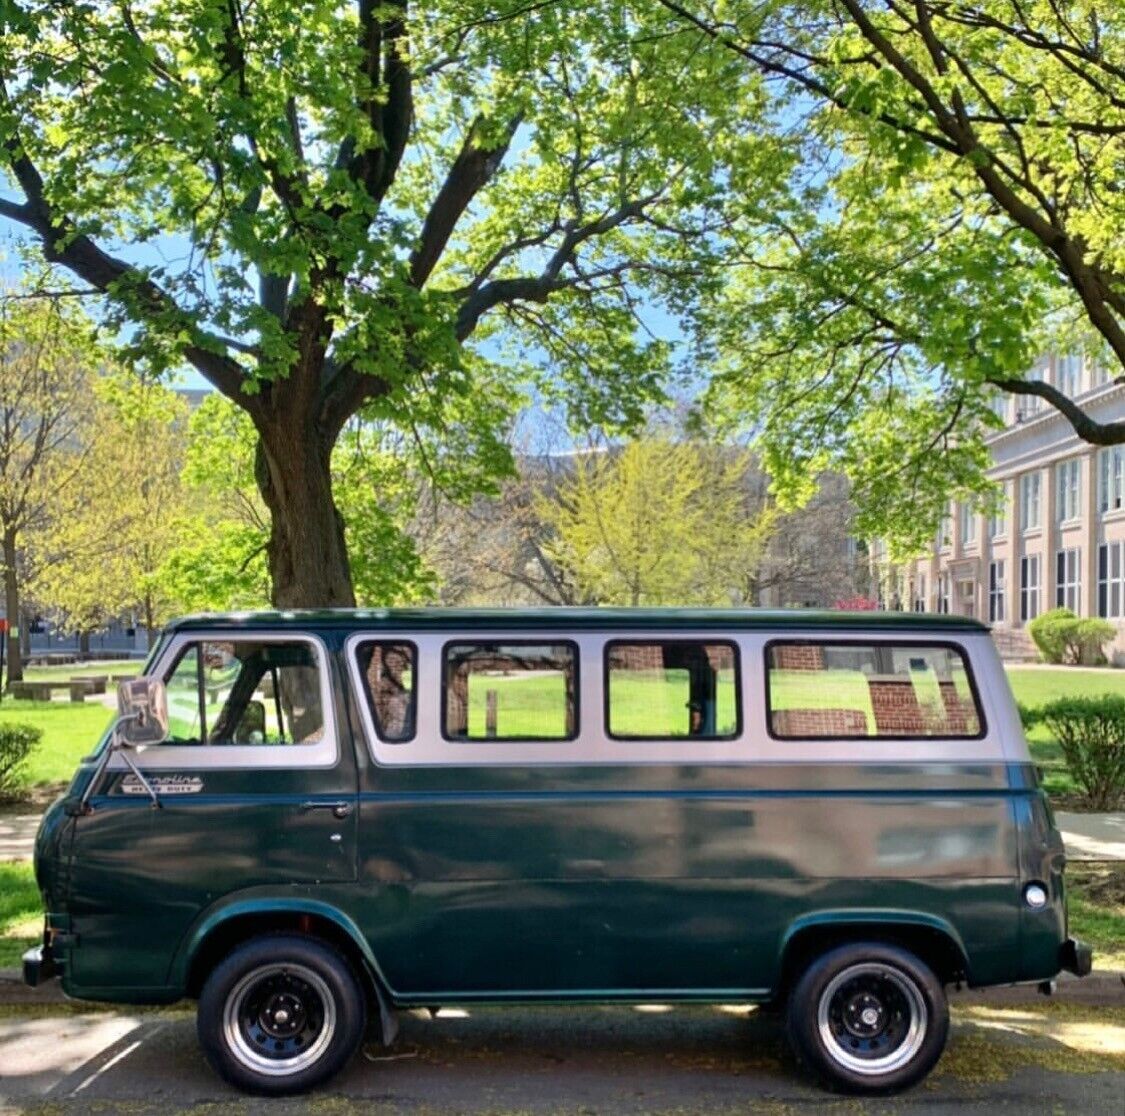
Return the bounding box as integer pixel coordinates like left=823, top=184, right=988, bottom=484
left=197, top=934, right=366, bottom=1095
left=785, top=942, right=948, bottom=1094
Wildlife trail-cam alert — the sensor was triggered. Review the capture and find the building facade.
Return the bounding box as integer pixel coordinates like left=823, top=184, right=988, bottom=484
left=898, top=355, right=1125, bottom=660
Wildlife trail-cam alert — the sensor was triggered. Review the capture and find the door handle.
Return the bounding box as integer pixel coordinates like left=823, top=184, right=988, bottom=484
left=299, top=800, right=353, bottom=819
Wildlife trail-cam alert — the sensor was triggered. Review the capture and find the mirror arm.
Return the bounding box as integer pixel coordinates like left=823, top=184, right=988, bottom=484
left=118, top=744, right=163, bottom=810
left=76, top=716, right=163, bottom=813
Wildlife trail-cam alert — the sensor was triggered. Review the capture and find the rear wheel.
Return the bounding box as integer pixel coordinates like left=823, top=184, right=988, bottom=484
left=197, top=934, right=366, bottom=1095
left=785, top=942, right=948, bottom=1094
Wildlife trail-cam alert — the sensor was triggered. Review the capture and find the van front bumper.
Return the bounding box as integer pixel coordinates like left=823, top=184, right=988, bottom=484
left=1059, top=938, right=1093, bottom=977
left=23, top=944, right=59, bottom=988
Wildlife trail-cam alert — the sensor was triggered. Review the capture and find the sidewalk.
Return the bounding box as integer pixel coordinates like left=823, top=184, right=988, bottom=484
left=0, top=814, right=39, bottom=861
left=1057, top=811, right=1125, bottom=861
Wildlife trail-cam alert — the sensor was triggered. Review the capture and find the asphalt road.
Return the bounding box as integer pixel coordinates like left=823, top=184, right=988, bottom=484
left=1, top=999, right=1123, bottom=1116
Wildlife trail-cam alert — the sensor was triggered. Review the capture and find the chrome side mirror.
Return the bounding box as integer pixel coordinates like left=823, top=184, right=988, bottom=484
left=115, top=678, right=169, bottom=748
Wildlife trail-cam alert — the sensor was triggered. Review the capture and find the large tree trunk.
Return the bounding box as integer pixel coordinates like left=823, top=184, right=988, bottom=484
left=255, top=424, right=356, bottom=608
left=2, top=526, right=23, bottom=684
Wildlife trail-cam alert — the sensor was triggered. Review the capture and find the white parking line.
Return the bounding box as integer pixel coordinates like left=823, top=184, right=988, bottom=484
left=69, top=1024, right=165, bottom=1097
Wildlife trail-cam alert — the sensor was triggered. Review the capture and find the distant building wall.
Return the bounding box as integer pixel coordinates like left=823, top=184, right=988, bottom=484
left=885, top=355, right=1125, bottom=662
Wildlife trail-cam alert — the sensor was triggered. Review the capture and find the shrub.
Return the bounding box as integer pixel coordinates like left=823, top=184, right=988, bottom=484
left=1029, top=608, right=1076, bottom=663
left=1073, top=618, right=1115, bottom=665
left=0, top=722, right=41, bottom=800
left=1028, top=608, right=1115, bottom=664
left=1036, top=695, right=1125, bottom=810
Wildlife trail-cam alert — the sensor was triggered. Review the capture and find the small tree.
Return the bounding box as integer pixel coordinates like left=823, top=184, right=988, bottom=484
left=30, top=376, right=191, bottom=642
left=540, top=437, right=774, bottom=606
left=0, top=293, right=100, bottom=682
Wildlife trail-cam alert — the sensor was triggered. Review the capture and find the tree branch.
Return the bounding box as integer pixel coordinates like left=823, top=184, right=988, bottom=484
left=455, top=197, right=655, bottom=340
left=0, top=117, right=252, bottom=405
left=988, top=375, right=1125, bottom=445
left=408, top=113, right=522, bottom=289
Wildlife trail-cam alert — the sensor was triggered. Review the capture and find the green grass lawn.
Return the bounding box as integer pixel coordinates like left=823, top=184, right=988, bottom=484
left=0, top=700, right=113, bottom=787
left=1067, top=868, right=1125, bottom=971
left=1005, top=667, right=1125, bottom=797
left=20, top=660, right=142, bottom=684
left=0, top=861, right=40, bottom=968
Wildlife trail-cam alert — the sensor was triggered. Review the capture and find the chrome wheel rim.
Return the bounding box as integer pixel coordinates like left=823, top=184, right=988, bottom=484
left=816, top=962, right=927, bottom=1076
left=222, top=962, right=337, bottom=1077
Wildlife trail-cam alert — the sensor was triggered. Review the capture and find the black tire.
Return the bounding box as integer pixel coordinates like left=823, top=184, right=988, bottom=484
left=197, top=934, right=366, bottom=1095
left=785, top=941, right=949, bottom=1094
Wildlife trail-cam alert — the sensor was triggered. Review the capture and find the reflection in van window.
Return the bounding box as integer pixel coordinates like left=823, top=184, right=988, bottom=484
left=355, top=642, right=416, bottom=742
left=767, top=643, right=982, bottom=739
left=164, top=640, right=325, bottom=745
left=606, top=642, right=739, bottom=738
left=444, top=643, right=577, bottom=740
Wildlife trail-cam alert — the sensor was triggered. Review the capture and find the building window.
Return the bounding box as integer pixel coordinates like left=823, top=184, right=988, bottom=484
left=937, top=573, right=950, bottom=614
left=913, top=574, right=927, bottom=613
left=938, top=503, right=953, bottom=549
left=1020, top=472, right=1041, bottom=530
left=1056, top=353, right=1083, bottom=398
left=766, top=643, right=983, bottom=739
left=605, top=642, right=739, bottom=739
left=1055, top=548, right=1081, bottom=611
left=988, top=560, right=1006, bottom=623
left=959, top=503, right=977, bottom=546
left=990, top=392, right=1009, bottom=425
left=1018, top=368, right=1045, bottom=417
left=1098, top=542, right=1125, bottom=619
left=1020, top=555, right=1041, bottom=621
left=1098, top=447, right=1124, bottom=513
left=443, top=642, right=578, bottom=741
left=989, top=494, right=1006, bottom=539
left=1055, top=458, right=1081, bottom=523
left=354, top=642, right=416, bottom=742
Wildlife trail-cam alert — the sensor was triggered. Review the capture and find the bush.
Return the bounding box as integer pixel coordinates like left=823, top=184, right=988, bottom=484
left=1036, top=695, right=1125, bottom=809
left=1028, top=608, right=1115, bottom=664
left=0, top=722, right=41, bottom=801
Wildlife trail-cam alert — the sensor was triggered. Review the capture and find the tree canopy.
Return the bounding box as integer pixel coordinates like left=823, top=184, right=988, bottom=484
left=0, top=0, right=779, bottom=604
left=664, top=0, right=1125, bottom=553
left=3, top=2, right=1122, bottom=581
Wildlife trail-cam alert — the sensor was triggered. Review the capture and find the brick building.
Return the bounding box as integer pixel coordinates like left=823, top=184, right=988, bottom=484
left=881, top=354, right=1125, bottom=661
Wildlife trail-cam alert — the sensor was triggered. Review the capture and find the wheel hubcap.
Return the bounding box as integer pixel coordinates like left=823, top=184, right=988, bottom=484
left=223, top=963, right=337, bottom=1077
left=816, top=963, right=928, bottom=1076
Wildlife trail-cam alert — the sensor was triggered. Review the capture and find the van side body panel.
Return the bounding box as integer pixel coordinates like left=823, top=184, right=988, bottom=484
left=351, top=760, right=1027, bottom=999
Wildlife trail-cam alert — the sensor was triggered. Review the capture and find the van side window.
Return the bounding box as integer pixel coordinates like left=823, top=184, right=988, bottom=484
left=163, top=640, right=326, bottom=745
left=443, top=642, right=578, bottom=741
left=766, top=642, right=983, bottom=739
left=606, top=641, right=740, bottom=739
left=354, top=642, right=416, bottom=742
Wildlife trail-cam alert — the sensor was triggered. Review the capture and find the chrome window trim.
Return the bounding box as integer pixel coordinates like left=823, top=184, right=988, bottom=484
left=347, top=628, right=1012, bottom=767
left=109, top=630, right=339, bottom=770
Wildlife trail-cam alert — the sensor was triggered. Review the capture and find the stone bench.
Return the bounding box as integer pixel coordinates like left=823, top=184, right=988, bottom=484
left=71, top=675, right=108, bottom=695
left=9, top=681, right=57, bottom=701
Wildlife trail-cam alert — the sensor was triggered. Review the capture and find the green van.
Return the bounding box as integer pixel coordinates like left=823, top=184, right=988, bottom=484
left=24, top=608, right=1090, bottom=1095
